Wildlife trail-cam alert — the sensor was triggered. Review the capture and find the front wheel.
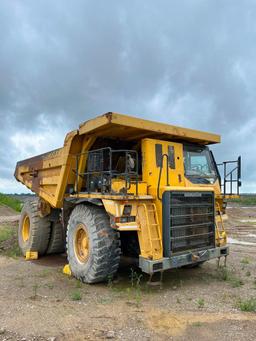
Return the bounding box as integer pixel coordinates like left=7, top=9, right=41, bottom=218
left=66, top=205, right=121, bottom=283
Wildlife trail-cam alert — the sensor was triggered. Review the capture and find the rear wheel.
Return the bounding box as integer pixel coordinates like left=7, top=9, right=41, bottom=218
left=47, top=221, right=65, bottom=254
left=18, top=199, right=51, bottom=256
left=66, top=205, right=121, bottom=283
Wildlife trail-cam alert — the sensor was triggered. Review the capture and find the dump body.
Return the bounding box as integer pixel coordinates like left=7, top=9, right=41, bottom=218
left=15, top=112, right=220, bottom=208
left=15, top=112, right=229, bottom=278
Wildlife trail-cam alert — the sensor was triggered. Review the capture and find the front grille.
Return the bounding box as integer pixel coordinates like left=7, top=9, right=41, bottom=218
left=162, top=191, right=215, bottom=256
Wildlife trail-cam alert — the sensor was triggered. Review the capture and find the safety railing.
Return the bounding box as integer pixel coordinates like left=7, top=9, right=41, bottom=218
left=217, top=156, right=241, bottom=197
left=74, top=147, right=139, bottom=195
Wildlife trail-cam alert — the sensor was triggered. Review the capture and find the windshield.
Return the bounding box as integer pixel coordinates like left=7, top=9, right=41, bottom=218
left=183, top=145, right=217, bottom=184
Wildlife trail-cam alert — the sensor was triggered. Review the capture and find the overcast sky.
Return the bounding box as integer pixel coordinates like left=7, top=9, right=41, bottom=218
left=0, top=0, right=255, bottom=193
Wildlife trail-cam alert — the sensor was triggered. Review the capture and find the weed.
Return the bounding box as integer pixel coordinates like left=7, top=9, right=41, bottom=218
left=246, top=271, right=251, bottom=277
left=216, top=267, right=244, bottom=288
left=97, top=296, right=113, bottom=305
left=237, top=298, right=256, bottom=312
left=130, top=268, right=143, bottom=307
left=37, top=269, right=51, bottom=278
left=192, top=321, right=203, bottom=327
left=107, top=275, right=114, bottom=289
left=216, top=267, right=229, bottom=281
left=197, top=298, right=205, bottom=308
left=231, top=278, right=244, bottom=288
left=31, top=284, right=39, bottom=299
left=241, top=258, right=250, bottom=265
left=75, top=280, right=83, bottom=288
left=44, top=283, right=54, bottom=290
left=71, top=290, right=82, bottom=301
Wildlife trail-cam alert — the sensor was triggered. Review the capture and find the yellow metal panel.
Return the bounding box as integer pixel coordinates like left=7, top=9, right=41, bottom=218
left=184, top=177, right=222, bottom=195
left=79, top=112, right=220, bottom=144
left=102, top=199, right=162, bottom=260
left=142, top=138, right=185, bottom=195
left=73, top=193, right=153, bottom=201
left=111, top=179, right=147, bottom=195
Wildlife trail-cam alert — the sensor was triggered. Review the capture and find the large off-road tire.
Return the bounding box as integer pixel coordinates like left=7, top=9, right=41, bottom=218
left=18, top=199, right=51, bottom=256
left=66, top=205, right=121, bottom=283
left=47, top=221, right=65, bottom=254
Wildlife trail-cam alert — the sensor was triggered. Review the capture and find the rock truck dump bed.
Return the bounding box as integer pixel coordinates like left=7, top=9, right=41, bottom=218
left=14, top=112, right=220, bottom=208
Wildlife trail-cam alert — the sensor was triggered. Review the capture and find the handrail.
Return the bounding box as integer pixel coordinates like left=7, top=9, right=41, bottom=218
left=74, top=147, right=139, bottom=195
left=217, top=156, right=241, bottom=196
left=157, top=153, right=169, bottom=200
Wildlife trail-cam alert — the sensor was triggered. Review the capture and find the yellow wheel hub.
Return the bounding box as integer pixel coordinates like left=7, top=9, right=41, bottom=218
left=22, top=215, right=30, bottom=242
left=74, top=224, right=90, bottom=263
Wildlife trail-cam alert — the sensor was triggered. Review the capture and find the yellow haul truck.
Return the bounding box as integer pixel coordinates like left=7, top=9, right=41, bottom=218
left=14, top=113, right=241, bottom=283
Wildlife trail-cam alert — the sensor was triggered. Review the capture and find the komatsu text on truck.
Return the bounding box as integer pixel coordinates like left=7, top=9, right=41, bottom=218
left=15, top=113, right=241, bottom=283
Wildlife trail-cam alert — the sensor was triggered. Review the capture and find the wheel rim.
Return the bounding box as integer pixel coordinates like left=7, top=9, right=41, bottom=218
left=74, top=224, right=90, bottom=263
left=22, top=215, right=30, bottom=242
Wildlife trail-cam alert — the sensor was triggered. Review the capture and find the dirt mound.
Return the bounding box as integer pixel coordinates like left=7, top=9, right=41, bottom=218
left=0, top=205, right=20, bottom=224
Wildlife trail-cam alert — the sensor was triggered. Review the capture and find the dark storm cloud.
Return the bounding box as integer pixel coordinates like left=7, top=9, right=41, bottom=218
left=0, top=0, right=256, bottom=192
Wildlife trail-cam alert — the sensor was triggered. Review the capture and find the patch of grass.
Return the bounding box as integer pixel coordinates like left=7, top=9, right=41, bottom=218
left=237, top=298, right=256, bottom=312
left=231, top=278, right=244, bottom=288
left=31, top=283, right=39, bottom=300
left=241, top=257, right=250, bottom=265
left=197, top=298, right=205, bottom=308
left=37, top=269, right=51, bottom=278
left=0, top=226, right=22, bottom=258
left=0, top=228, right=13, bottom=242
left=44, top=283, right=54, bottom=290
left=75, top=279, right=83, bottom=288
left=216, top=267, right=244, bottom=288
left=192, top=321, right=203, bottom=327
left=4, top=243, right=22, bottom=258
left=97, top=296, right=113, bottom=305
left=246, top=271, right=251, bottom=277
left=227, top=195, right=256, bottom=206
left=107, top=275, right=114, bottom=289
left=71, top=290, right=82, bottom=301
left=0, top=193, right=22, bottom=212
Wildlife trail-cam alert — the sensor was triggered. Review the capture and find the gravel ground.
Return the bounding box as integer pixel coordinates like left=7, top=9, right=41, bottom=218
left=0, top=204, right=256, bottom=340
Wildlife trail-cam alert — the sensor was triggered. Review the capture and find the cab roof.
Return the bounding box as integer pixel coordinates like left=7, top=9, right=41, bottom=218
left=78, top=112, right=220, bottom=145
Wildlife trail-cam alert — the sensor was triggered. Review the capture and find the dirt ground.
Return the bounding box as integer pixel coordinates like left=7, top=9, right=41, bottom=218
left=0, top=204, right=256, bottom=341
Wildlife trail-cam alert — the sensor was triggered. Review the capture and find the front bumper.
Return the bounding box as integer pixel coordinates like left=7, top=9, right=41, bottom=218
left=139, top=246, right=229, bottom=274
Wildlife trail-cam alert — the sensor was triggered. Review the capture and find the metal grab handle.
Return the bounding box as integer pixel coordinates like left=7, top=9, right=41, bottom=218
left=157, top=153, right=170, bottom=200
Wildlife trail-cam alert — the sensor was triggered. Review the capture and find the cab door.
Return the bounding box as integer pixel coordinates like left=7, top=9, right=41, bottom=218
left=142, top=138, right=184, bottom=197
